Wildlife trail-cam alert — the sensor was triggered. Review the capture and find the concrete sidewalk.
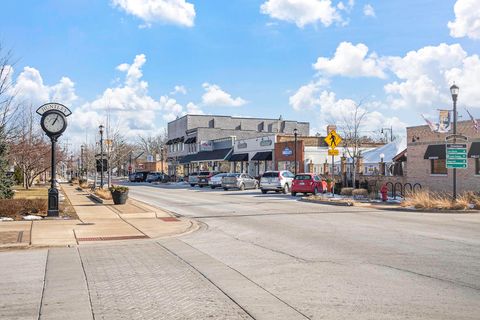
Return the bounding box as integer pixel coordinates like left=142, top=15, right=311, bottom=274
left=0, top=184, right=195, bottom=249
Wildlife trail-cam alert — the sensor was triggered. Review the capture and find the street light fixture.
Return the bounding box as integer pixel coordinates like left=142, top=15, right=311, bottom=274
left=450, top=83, right=459, bottom=201
left=293, top=128, right=298, bottom=175
left=99, top=124, right=104, bottom=189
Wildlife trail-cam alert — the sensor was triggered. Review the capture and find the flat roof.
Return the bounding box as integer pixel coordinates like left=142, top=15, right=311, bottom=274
left=168, top=114, right=309, bottom=125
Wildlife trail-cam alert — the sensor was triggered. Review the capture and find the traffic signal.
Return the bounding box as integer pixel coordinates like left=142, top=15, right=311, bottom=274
left=96, top=159, right=108, bottom=172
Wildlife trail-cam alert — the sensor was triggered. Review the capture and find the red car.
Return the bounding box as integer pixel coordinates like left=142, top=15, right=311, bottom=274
left=291, top=173, right=323, bottom=196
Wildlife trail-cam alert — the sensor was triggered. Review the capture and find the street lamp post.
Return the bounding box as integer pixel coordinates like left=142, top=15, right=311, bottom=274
left=293, top=128, right=298, bottom=175
left=80, top=145, right=85, bottom=179
left=99, top=125, right=104, bottom=189
left=161, top=146, right=164, bottom=173
left=450, top=84, right=459, bottom=201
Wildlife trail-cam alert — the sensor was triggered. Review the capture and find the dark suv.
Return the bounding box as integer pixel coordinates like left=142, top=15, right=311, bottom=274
left=133, top=171, right=149, bottom=182
left=197, top=171, right=219, bottom=188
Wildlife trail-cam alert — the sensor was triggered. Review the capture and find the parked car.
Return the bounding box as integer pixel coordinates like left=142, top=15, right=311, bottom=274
left=128, top=173, right=136, bottom=182
left=208, top=173, right=228, bottom=189
left=291, top=173, right=323, bottom=196
left=260, top=171, right=295, bottom=194
left=197, top=171, right=219, bottom=188
left=133, top=171, right=149, bottom=182
left=188, top=172, right=199, bottom=187
left=146, top=172, right=165, bottom=183
left=222, top=173, right=259, bottom=191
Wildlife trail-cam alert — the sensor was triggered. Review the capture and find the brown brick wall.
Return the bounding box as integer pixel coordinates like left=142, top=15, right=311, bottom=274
left=406, top=121, right=480, bottom=193
left=274, top=141, right=305, bottom=172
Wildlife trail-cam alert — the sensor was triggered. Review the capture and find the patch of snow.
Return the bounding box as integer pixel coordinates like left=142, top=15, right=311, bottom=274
left=23, top=215, right=43, bottom=220
left=0, top=217, right=14, bottom=222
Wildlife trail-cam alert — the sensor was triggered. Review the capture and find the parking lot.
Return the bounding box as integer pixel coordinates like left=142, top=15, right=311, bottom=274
left=125, top=181, right=480, bottom=319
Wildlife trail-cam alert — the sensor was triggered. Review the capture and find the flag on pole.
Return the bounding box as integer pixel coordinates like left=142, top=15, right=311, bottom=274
left=421, top=114, right=438, bottom=132
left=465, top=108, right=479, bottom=133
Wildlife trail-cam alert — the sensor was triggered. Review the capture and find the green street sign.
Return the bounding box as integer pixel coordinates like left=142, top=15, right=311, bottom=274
left=447, top=163, right=468, bottom=169
left=447, top=153, right=467, bottom=159
left=446, top=143, right=468, bottom=169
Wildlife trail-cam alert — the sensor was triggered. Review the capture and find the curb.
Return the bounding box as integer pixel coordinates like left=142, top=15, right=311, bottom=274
left=372, top=206, right=480, bottom=214
left=298, top=198, right=354, bottom=206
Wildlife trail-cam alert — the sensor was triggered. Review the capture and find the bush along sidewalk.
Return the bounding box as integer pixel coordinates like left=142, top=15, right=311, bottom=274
left=109, top=185, right=129, bottom=205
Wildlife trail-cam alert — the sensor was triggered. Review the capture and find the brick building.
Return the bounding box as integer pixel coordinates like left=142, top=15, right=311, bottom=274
left=405, top=120, right=480, bottom=193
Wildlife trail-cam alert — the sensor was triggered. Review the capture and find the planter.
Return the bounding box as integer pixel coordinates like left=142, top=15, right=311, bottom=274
left=111, top=190, right=128, bottom=205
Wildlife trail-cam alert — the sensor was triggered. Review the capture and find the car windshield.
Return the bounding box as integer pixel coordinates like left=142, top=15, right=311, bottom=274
left=295, top=175, right=312, bottom=180
left=226, top=173, right=241, bottom=177
left=213, top=173, right=227, bottom=178
left=189, top=173, right=198, bottom=176
left=262, top=172, right=279, bottom=178
left=199, top=171, right=210, bottom=175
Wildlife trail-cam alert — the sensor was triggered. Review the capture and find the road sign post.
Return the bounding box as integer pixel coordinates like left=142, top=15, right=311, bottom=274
left=325, top=130, right=343, bottom=197
left=446, top=143, right=467, bottom=169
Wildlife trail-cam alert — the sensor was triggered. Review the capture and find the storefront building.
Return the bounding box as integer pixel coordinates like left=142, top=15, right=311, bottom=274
left=406, top=120, right=480, bottom=193
left=180, top=137, right=233, bottom=174
left=228, top=135, right=276, bottom=177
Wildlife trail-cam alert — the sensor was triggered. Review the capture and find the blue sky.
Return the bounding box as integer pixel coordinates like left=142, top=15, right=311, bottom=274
left=1, top=0, right=479, bottom=142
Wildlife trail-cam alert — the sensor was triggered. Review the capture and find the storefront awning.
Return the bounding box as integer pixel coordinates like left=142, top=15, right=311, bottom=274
left=468, top=142, right=480, bottom=158
left=228, top=153, right=249, bottom=162
left=188, top=148, right=232, bottom=162
left=166, top=139, right=173, bottom=145
left=423, top=144, right=446, bottom=159
left=252, top=151, right=273, bottom=161
left=179, top=154, right=196, bottom=164
left=184, top=137, right=197, bottom=144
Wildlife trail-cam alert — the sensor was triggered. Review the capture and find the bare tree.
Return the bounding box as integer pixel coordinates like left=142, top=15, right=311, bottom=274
left=9, top=106, right=66, bottom=188
left=138, top=130, right=167, bottom=159
left=0, top=44, right=21, bottom=138
left=338, top=101, right=369, bottom=188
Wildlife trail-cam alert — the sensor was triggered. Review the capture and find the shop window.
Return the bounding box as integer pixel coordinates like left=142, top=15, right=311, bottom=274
left=430, top=159, right=447, bottom=175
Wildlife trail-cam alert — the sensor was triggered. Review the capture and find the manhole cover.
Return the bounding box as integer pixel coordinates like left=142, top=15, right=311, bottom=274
left=77, top=222, right=95, bottom=226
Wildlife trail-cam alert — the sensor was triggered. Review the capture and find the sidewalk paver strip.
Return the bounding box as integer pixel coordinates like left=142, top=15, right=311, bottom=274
left=79, top=242, right=252, bottom=319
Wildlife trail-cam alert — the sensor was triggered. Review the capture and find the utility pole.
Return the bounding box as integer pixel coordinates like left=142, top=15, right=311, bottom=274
left=99, top=125, right=104, bottom=189
left=293, top=128, right=298, bottom=174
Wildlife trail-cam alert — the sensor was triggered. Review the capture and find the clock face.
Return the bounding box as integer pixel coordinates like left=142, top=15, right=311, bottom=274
left=42, top=112, right=66, bottom=134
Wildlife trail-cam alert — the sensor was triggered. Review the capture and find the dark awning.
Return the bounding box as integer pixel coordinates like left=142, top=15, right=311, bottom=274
left=424, top=144, right=446, bottom=159
left=188, top=148, right=232, bottom=162
left=468, top=142, right=480, bottom=158
left=179, top=154, right=197, bottom=164
left=184, top=137, right=197, bottom=144
left=166, top=139, right=173, bottom=145
left=228, top=153, right=249, bottom=162
left=252, top=151, right=273, bottom=161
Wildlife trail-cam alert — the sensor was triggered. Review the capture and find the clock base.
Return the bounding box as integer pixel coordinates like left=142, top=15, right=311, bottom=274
left=47, top=188, right=59, bottom=217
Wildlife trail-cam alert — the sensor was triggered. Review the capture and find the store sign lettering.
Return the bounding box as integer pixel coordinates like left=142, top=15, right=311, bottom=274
left=259, top=138, right=272, bottom=146
left=238, top=142, right=247, bottom=149
left=282, top=147, right=293, bottom=156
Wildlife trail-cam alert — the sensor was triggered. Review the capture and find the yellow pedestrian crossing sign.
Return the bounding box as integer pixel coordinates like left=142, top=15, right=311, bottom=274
left=325, top=130, right=342, bottom=148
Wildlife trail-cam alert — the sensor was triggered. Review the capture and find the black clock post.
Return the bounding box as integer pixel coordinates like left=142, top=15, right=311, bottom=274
left=36, top=103, right=72, bottom=217
left=48, top=135, right=60, bottom=216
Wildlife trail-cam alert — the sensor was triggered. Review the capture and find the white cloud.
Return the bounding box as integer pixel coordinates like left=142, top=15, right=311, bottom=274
left=170, top=85, right=187, bottom=95
left=111, top=0, right=196, bottom=27
left=289, top=80, right=328, bottom=111
left=11, top=66, right=77, bottom=107
left=260, top=0, right=343, bottom=28
left=448, top=0, right=480, bottom=40
left=313, top=42, right=386, bottom=78
left=201, top=83, right=247, bottom=107
left=186, top=102, right=204, bottom=115
left=337, top=0, right=354, bottom=12
left=384, top=43, right=473, bottom=109
left=363, top=4, right=375, bottom=17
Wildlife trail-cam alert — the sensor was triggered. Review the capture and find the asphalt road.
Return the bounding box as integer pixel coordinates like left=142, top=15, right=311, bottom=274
left=127, top=182, right=480, bottom=320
